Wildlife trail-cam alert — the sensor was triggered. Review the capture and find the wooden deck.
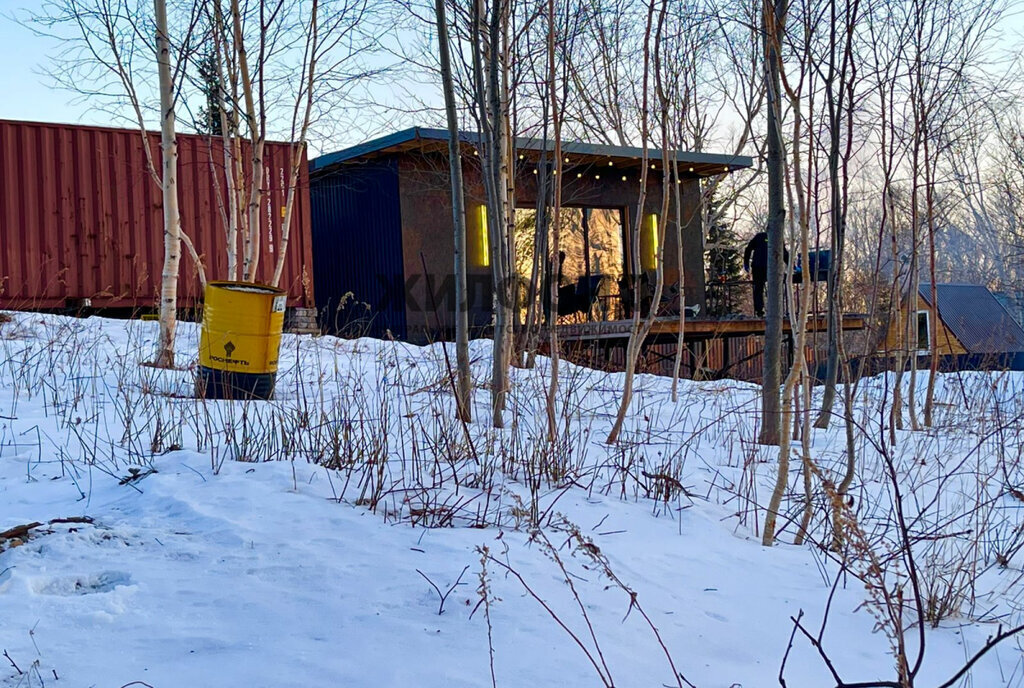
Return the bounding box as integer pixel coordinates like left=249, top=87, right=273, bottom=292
left=552, top=314, right=868, bottom=343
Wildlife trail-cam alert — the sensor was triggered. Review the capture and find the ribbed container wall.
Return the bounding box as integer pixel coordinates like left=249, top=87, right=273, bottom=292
left=310, top=159, right=407, bottom=339
left=0, top=119, right=314, bottom=309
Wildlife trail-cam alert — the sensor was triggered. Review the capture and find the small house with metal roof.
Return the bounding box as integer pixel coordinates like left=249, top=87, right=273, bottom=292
left=882, top=283, right=1024, bottom=369
left=308, top=127, right=752, bottom=341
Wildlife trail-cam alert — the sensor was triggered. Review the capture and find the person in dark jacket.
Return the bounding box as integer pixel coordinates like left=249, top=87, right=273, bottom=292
left=743, top=230, right=788, bottom=317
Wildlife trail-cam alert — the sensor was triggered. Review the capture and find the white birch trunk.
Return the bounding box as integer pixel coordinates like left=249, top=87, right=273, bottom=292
left=272, top=0, right=319, bottom=287
left=272, top=142, right=305, bottom=288
left=243, top=140, right=266, bottom=282
left=669, top=154, right=685, bottom=402
left=435, top=0, right=472, bottom=422
left=223, top=127, right=240, bottom=281
left=212, top=2, right=240, bottom=281
left=545, top=0, right=562, bottom=441
left=153, top=0, right=181, bottom=368
left=606, top=0, right=669, bottom=445
left=231, top=0, right=264, bottom=283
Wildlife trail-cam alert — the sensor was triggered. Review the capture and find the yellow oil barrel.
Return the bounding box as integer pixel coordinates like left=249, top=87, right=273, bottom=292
left=197, top=281, right=287, bottom=400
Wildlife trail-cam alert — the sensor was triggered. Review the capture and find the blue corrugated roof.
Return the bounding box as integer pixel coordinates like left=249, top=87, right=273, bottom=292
left=310, top=126, right=754, bottom=174
left=920, top=283, right=1024, bottom=353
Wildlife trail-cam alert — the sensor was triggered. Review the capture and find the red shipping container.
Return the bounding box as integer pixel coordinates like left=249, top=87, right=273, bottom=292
left=0, top=119, right=314, bottom=310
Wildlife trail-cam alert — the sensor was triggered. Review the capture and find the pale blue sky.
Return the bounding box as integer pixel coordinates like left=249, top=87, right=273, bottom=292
left=0, top=1, right=427, bottom=150
left=1, top=0, right=1022, bottom=144
left=0, top=4, right=108, bottom=127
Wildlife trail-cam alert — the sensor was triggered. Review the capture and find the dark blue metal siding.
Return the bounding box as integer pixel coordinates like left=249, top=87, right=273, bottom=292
left=310, top=159, right=407, bottom=339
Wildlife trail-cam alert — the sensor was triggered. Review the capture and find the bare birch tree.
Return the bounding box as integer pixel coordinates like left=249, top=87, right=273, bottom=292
left=812, top=0, right=862, bottom=432
left=764, top=0, right=816, bottom=546
left=916, top=0, right=1004, bottom=425
left=468, top=0, right=514, bottom=427
left=154, top=0, right=183, bottom=367
left=201, top=0, right=376, bottom=288
left=29, top=0, right=205, bottom=367
left=606, top=0, right=669, bottom=445
left=436, top=0, right=473, bottom=422
left=544, top=0, right=564, bottom=441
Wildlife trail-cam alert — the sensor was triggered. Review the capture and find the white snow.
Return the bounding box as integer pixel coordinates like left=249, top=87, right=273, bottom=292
left=1, top=311, right=1023, bottom=687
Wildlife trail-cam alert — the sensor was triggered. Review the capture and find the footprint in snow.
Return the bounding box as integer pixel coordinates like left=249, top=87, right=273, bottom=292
left=32, top=571, right=132, bottom=596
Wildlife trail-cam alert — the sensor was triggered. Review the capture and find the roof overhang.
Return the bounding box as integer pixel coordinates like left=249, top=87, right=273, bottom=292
left=311, top=126, right=753, bottom=177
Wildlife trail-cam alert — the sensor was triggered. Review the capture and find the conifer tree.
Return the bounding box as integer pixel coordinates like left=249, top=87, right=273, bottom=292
left=196, top=50, right=223, bottom=137
left=705, top=201, right=744, bottom=316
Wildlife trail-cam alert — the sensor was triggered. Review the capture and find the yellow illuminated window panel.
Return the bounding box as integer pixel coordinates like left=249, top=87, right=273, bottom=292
left=642, top=213, right=659, bottom=271
left=476, top=204, right=490, bottom=267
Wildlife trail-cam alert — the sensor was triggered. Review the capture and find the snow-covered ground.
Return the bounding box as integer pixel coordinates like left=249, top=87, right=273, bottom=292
left=2, top=312, right=1024, bottom=687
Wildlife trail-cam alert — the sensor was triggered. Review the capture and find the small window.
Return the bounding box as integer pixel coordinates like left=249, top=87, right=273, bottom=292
left=916, top=310, right=930, bottom=352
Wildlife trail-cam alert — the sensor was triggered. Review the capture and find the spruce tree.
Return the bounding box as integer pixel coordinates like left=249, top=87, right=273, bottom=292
left=196, top=50, right=222, bottom=137
left=704, top=203, right=744, bottom=316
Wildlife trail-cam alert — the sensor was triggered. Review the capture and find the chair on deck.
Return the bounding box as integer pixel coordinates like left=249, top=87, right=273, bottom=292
left=566, top=274, right=605, bottom=315
left=620, top=274, right=700, bottom=319
left=545, top=274, right=607, bottom=322
left=619, top=273, right=653, bottom=318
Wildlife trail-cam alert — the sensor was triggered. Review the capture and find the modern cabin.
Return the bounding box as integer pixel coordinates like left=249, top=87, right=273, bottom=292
left=308, top=127, right=752, bottom=342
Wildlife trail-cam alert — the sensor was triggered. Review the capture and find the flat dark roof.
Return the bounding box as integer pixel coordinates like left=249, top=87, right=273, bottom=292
left=311, top=126, right=753, bottom=177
